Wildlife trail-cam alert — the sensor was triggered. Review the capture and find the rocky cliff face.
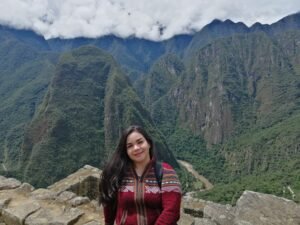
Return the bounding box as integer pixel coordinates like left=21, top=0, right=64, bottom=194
left=0, top=166, right=103, bottom=225
left=0, top=166, right=299, bottom=225
left=11, top=45, right=178, bottom=187
left=183, top=191, right=300, bottom=225
left=149, top=31, right=300, bottom=146
left=1, top=12, right=300, bottom=203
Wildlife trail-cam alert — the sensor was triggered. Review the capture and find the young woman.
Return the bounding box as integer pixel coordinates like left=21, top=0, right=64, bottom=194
left=99, top=125, right=181, bottom=225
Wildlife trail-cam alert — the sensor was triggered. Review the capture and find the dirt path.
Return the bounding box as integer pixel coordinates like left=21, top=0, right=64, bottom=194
left=177, top=159, right=214, bottom=190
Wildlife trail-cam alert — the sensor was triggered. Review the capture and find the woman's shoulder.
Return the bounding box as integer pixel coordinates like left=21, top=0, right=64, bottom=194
left=160, top=162, right=181, bottom=193
left=161, top=162, right=175, bottom=170
left=161, top=162, right=179, bottom=177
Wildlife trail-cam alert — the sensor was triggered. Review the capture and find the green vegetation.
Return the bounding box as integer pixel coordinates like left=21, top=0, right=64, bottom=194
left=201, top=112, right=300, bottom=204
left=0, top=15, right=299, bottom=203
left=144, top=30, right=300, bottom=202
left=2, top=45, right=178, bottom=187
left=19, top=46, right=112, bottom=186
left=103, top=61, right=179, bottom=167
left=0, top=32, right=58, bottom=174
left=141, top=54, right=185, bottom=108
left=167, top=128, right=225, bottom=182
left=176, top=166, right=203, bottom=194
left=197, top=167, right=300, bottom=204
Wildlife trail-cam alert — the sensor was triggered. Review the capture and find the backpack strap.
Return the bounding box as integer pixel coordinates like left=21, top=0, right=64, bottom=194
left=154, top=161, right=163, bottom=189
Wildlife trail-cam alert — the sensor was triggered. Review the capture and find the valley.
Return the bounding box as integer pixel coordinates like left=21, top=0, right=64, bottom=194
left=0, top=12, right=299, bottom=203
left=178, top=159, right=214, bottom=190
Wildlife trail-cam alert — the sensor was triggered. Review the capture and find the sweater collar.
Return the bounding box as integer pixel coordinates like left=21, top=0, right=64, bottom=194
left=131, top=157, right=155, bottom=180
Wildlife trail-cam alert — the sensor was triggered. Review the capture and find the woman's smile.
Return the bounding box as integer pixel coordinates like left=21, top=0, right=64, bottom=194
left=100, top=125, right=182, bottom=225
left=126, top=131, right=151, bottom=166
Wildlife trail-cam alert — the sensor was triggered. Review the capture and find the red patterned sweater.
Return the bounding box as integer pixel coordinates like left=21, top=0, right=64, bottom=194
left=103, top=160, right=182, bottom=225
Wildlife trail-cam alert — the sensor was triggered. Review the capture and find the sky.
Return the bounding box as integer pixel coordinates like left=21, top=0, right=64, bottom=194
left=0, top=0, right=299, bottom=41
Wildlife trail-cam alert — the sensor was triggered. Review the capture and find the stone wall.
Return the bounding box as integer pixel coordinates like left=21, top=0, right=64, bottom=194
left=183, top=191, right=300, bottom=225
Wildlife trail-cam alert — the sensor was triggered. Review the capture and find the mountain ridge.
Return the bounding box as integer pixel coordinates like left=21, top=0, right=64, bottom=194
left=0, top=12, right=299, bottom=202
left=1, top=13, right=300, bottom=78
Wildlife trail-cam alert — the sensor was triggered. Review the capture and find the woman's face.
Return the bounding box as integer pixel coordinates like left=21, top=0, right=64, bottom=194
left=126, top=131, right=151, bottom=166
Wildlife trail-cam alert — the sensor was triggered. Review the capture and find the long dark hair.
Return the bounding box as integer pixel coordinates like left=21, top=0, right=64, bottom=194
left=99, top=125, right=154, bottom=204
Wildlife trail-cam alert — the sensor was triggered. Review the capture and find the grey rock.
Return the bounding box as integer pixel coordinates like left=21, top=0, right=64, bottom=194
left=25, top=207, right=84, bottom=225
left=183, top=197, right=206, bottom=218
left=178, top=209, right=195, bottom=225
left=0, top=171, right=104, bottom=225
left=90, top=200, right=101, bottom=211
left=83, top=165, right=101, bottom=173
left=48, top=165, right=100, bottom=201
left=2, top=202, right=40, bottom=225
left=0, top=177, right=21, bottom=190
left=31, top=188, right=57, bottom=200
left=0, top=197, right=11, bottom=210
left=193, top=218, right=218, bottom=225
left=204, top=202, right=234, bottom=225
left=56, top=191, right=76, bottom=202
left=24, top=209, right=50, bottom=225
left=184, top=192, right=197, bottom=200
left=82, top=221, right=101, bottom=225
left=16, top=183, right=35, bottom=193
left=234, top=191, right=300, bottom=225
left=69, top=196, right=90, bottom=207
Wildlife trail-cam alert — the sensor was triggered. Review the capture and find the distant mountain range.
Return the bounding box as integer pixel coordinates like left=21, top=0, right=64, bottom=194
left=0, top=12, right=299, bottom=202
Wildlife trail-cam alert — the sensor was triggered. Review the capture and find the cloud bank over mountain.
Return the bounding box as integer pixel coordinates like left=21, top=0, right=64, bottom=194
left=0, top=0, right=299, bottom=40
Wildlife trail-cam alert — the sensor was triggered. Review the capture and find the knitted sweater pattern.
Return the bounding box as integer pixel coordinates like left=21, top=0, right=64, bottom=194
left=104, top=161, right=181, bottom=225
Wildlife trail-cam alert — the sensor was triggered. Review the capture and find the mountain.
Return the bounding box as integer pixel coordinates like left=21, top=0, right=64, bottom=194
left=0, top=29, right=58, bottom=174
left=250, top=12, right=300, bottom=34
left=0, top=25, right=50, bottom=50
left=136, top=13, right=300, bottom=202
left=13, top=46, right=177, bottom=187
left=0, top=31, right=178, bottom=186
left=0, top=12, right=299, bottom=201
left=47, top=35, right=192, bottom=81
left=141, top=30, right=300, bottom=202
left=2, top=12, right=299, bottom=81
left=171, top=31, right=298, bottom=144
left=184, top=19, right=249, bottom=61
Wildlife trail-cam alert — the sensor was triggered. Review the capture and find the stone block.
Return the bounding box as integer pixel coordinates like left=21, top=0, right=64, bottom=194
left=0, top=177, right=21, bottom=190
left=25, top=207, right=84, bottom=225
left=2, top=202, right=40, bottom=225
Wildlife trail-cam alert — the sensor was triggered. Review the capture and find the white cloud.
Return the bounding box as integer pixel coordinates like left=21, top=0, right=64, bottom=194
left=0, top=0, right=299, bottom=41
